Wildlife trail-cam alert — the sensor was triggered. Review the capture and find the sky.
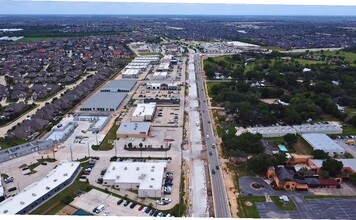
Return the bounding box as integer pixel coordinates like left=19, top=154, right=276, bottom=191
left=1, top=0, right=356, bottom=16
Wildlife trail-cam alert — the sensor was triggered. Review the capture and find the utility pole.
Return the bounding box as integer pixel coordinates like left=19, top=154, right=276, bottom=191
left=87, top=142, right=90, bottom=158
left=70, top=145, right=73, bottom=161
left=114, top=141, right=117, bottom=157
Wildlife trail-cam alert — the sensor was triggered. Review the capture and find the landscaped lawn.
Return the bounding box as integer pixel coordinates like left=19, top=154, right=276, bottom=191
left=271, top=196, right=297, bottom=211
left=31, top=173, right=92, bottom=215
left=342, top=126, right=356, bottom=136
left=0, top=137, right=27, bottom=150
left=238, top=196, right=266, bottom=218
left=304, top=195, right=356, bottom=200
left=345, top=107, right=356, bottom=117
left=92, top=122, right=120, bottom=151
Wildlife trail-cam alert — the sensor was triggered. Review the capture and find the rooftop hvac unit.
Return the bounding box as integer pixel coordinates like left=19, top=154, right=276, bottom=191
left=124, top=167, right=127, bottom=170
left=32, top=193, right=36, bottom=196
left=116, top=176, right=120, bottom=179
left=151, top=166, right=155, bottom=168
left=149, top=185, right=153, bottom=188
left=151, top=178, right=154, bottom=180
left=64, top=173, right=68, bottom=176
left=53, top=179, right=57, bottom=182
left=46, top=186, right=50, bottom=190
left=151, top=169, right=154, bottom=172
left=136, top=167, right=139, bottom=170
left=20, top=201, right=25, bottom=205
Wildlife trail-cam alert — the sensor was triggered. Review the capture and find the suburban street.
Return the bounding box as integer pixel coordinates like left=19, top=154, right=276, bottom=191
left=193, top=53, right=231, bottom=218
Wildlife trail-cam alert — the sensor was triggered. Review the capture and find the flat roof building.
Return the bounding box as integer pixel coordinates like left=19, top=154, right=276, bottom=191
left=116, top=122, right=151, bottom=138
left=152, top=72, right=168, bottom=80
left=157, top=63, right=170, bottom=72
left=103, top=161, right=166, bottom=198
left=100, top=80, right=136, bottom=93
left=293, top=124, right=342, bottom=134
left=122, top=69, right=141, bottom=78
left=247, top=126, right=296, bottom=137
left=311, top=159, right=356, bottom=173
left=0, top=161, right=80, bottom=215
left=301, top=133, right=345, bottom=156
left=132, top=103, right=156, bottom=122
left=80, top=92, right=127, bottom=112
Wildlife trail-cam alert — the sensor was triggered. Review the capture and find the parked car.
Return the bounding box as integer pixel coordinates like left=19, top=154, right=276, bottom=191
left=153, top=210, right=159, bottom=217
left=97, top=178, right=103, bottom=184
left=130, top=202, right=137, bottom=209
left=212, top=169, right=215, bottom=174
left=123, top=200, right=130, bottom=207
left=149, top=210, right=155, bottom=216
left=100, top=169, right=107, bottom=176
left=145, top=207, right=151, bottom=214
left=117, top=199, right=124, bottom=205
left=4, top=177, right=14, bottom=184
left=138, top=205, right=144, bottom=211
left=216, top=165, right=219, bottom=170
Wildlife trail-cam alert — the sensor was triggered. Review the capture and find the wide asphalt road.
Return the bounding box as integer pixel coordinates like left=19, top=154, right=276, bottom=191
left=194, top=53, right=231, bottom=218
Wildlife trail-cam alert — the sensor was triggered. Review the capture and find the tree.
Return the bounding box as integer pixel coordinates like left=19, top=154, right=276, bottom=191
left=312, top=150, right=329, bottom=159
left=321, top=158, right=343, bottom=177
left=127, top=142, right=133, bottom=148
left=319, top=170, right=329, bottom=179
left=283, top=134, right=298, bottom=146
left=139, top=142, right=143, bottom=148
left=248, top=153, right=281, bottom=175
left=350, top=173, right=356, bottom=186
left=351, top=116, right=356, bottom=128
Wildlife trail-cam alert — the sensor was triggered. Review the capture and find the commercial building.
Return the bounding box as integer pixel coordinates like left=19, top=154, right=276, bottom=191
left=80, top=92, right=127, bottom=112
left=146, top=82, right=178, bottom=90
left=0, top=161, right=80, bottom=215
left=152, top=72, right=168, bottom=80
left=116, top=122, right=151, bottom=138
left=0, top=140, right=55, bottom=163
left=121, top=69, right=141, bottom=78
left=131, top=103, right=156, bottom=122
left=100, top=80, right=136, bottom=93
left=301, top=133, right=345, bottom=156
left=293, top=124, right=342, bottom=135
left=103, top=161, right=167, bottom=198
left=310, top=159, right=356, bottom=174
left=0, top=177, right=4, bottom=203
left=247, top=126, right=296, bottom=137
left=156, top=62, right=170, bottom=72
left=247, top=123, right=343, bottom=137
left=144, top=98, right=180, bottom=106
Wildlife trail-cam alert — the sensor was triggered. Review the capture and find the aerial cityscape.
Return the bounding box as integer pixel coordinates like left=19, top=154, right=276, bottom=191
left=1, top=0, right=356, bottom=219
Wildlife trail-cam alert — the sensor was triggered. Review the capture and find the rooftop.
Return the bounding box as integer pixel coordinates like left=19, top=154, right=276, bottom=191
left=81, top=92, right=127, bottom=110
left=311, top=159, right=356, bottom=171
left=103, top=161, right=166, bottom=190
left=117, top=122, right=151, bottom=134
left=0, top=161, right=80, bottom=215
left=101, top=79, right=136, bottom=92
left=132, top=103, right=156, bottom=117
left=293, top=124, right=342, bottom=134
left=301, top=133, right=345, bottom=153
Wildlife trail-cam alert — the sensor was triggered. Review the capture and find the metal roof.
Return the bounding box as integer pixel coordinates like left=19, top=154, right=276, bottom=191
left=301, top=133, right=345, bottom=153
left=81, top=92, right=127, bottom=110
left=117, top=122, right=151, bottom=134
left=101, top=80, right=136, bottom=92
left=0, top=161, right=80, bottom=215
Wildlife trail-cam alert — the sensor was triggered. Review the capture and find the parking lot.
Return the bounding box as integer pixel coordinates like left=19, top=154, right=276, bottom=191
left=334, top=137, right=356, bottom=158
left=257, top=197, right=356, bottom=219
left=71, top=189, right=147, bottom=216
left=85, top=156, right=181, bottom=211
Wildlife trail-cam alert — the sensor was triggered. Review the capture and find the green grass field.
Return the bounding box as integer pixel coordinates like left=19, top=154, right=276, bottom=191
left=17, top=37, right=70, bottom=42
left=239, top=196, right=266, bottom=218
left=342, top=126, right=356, bottom=136
left=304, top=195, right=356, bottom=200
left=345, top=107, right=356, bottom=117
left=313, top=50, right=356, bottom=65
left=271, top=196, right=297, bottom=211
left=92, top=122, right=119, bottom=151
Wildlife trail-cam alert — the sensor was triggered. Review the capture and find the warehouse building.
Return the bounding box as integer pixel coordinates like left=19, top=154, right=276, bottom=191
left=103, top=161, right=166, bottom=198
left=122, top=69, right=141, bottom=78
left=100, top=80, right=136, bottom=93
left=152, top=72, right=168, bottom=80
left=247, top=126, right=296, bottom=137
left=0, top=178, right=4, bottom=203
left=116, top=122, right=151, bottom=138
left=301, top=133, right=345, bottom=156
left=0, top=161, right=80, bottom=215
left=0, top=140, right=55, bottom=163
left=293, top=124, right=342, bottom=134
left=131, top=103, right=156, bottom=122
left=80, top=92, right=127, bottom=112
left=156, top=62, right=170, bottom=72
